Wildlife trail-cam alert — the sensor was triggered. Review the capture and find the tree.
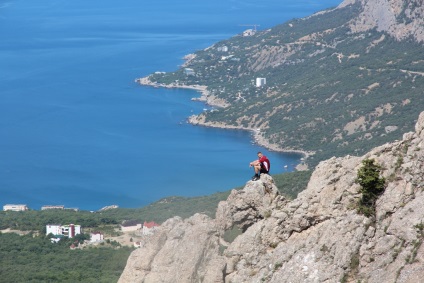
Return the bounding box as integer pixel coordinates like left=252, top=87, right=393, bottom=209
left=355, top=159, right=386, bottom=217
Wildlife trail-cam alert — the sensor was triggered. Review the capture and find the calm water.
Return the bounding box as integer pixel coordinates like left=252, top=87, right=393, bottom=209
left=0, top=0, right=342, bottom=210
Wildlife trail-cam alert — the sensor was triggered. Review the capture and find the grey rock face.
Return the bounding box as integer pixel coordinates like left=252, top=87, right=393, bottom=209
left=347, top=0, right=424, bottom=42
left=118, top=214, right=225, bottom=283
left=119, top=111, right=424, bottom=283
left=216, top=174, right=285, bottom=232
left=118, top=174, right=282, bottom=283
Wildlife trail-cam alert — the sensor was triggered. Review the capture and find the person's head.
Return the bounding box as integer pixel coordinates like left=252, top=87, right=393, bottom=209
left=257, top=152, right=263, bottom=158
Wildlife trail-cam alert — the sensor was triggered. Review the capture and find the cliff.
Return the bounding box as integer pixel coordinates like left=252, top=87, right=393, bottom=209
left=347, top=0, right=424, bottom=42
left=119, top=111, right=424, bottom=283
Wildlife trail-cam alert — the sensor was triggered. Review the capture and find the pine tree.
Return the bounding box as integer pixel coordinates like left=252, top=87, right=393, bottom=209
left=355, top=159, right=386, bottom=217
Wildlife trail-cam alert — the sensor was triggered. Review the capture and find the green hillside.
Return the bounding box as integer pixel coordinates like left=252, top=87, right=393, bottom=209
left=147, top=2, right=424, bottom=167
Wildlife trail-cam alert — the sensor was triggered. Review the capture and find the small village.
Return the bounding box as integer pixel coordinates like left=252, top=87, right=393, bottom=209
left=2, top=203, right=160, bottom=249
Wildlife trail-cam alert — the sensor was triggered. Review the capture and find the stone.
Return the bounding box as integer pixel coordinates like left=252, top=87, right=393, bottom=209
left=119, top=117, right=424, bottom=281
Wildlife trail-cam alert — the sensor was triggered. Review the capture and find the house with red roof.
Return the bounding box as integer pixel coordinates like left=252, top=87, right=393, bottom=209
left=142, top=221, right=159, bottom=235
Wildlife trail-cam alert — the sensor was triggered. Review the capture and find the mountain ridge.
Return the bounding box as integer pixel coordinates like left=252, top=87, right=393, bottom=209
left=139, top=0, right=424, bottom=167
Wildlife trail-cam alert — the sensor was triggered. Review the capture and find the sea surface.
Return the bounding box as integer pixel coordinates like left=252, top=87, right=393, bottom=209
left=0, top=0, right=342, bottom=210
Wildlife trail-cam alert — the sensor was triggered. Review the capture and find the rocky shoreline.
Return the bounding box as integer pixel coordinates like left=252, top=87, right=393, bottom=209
left=135, top=76, right=312, bottom=170
left=135, top=76, right=229, bottom=108
left=188, top=114, right=313, bottom=170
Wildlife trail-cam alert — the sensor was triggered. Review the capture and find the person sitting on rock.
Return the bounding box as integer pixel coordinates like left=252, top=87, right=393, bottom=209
left=249, top=151, right=270, bottom=181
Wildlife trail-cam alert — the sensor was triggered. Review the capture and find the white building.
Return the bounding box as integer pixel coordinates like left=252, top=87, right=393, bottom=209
left=121, top=223, right=142, bottom=232
left=3, top=204, right=28, bottom=211
left=243, top=29, right=255, bottom=37
left=50, top=237, right=61, bottom=243
left=90, top=232, right=104, bottom=242
left=46, top=224, right=62, bottom=236
left=62, top=224, right=81, bottom=238
left=184, top=68, right=195, bottom=76
left=64, top=207, right=79, bottom=212
left=217, top=46, right=228, bottom=52
left=46, top=224, right=81, bottom=238
left=256, top=77, right=267, bottom=87
left=41, top=205, right=64, bottom=210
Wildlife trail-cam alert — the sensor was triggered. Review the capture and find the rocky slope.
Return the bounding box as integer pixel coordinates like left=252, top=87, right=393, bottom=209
left=347, top=0, right=424, bottom=42
left=119, top=111, right=424, bottom=282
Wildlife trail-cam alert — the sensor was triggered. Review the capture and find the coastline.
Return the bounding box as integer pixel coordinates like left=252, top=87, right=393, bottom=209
left=188, top=114, right=313, bottom=171
left=136, top=76, right=312, bottom=171
left=135, top=76, right=229, bottom=108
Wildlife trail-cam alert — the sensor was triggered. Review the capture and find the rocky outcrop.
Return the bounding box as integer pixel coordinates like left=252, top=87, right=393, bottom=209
left=119, top=111, right=424, bottom=283
left=215, top=175, right=285, bottom=232
left=347, top=0, right=424, bottom=42
left=118, top=214, right=225, bottom=283
left=118, top=174, right=283, bottom=283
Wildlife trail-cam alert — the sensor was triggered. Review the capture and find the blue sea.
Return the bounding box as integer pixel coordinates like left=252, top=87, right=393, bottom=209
left=0, top=0, right=342, bottom=210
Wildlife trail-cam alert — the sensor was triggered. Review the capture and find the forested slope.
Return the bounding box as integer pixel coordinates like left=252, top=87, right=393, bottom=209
left=145, top=0, right=424, bottom=167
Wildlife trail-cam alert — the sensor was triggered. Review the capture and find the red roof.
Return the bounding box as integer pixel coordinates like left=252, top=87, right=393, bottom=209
left=143, top=221, right=159, bottom=228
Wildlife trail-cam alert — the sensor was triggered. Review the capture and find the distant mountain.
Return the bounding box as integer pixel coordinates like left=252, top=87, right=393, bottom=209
left=139, top=0, right=424, bottom=167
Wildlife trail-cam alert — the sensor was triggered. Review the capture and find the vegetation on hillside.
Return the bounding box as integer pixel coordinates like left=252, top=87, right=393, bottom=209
left=355, top=158, right=386, bottom=217
left=0, top=232, right=132, bottom=283
left=0, top=171, right=310, bottom=282
left=10, top=2, right=420, bottom=279
left=0, top=171, right=310, bottom=232
left=148, top=3, right=424, bottom=168
left=273, top=170, right=312, bottom=199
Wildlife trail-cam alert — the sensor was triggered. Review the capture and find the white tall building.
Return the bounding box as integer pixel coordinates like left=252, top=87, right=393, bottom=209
left=256, top=77, right=266, bottom=87
left=46, top=224, right=81, bottom=238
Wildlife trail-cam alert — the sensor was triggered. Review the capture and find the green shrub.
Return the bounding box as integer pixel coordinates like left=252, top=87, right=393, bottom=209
left=355, top=159, right=386, bottom=217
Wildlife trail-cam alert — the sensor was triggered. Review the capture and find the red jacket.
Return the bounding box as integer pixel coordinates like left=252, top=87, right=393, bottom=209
left=259, top=155, right=270, bottom=172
